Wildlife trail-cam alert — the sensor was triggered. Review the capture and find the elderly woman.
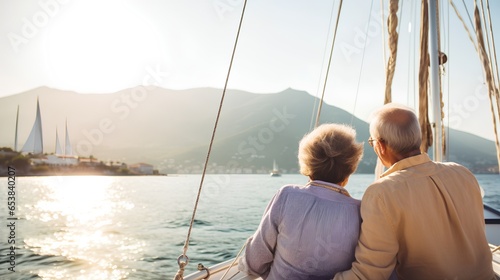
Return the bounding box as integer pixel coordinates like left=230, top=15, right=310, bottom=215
left=238, top=123, right=364, bottom=280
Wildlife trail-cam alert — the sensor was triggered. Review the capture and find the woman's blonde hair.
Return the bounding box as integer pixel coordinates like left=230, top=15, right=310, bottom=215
left=298, top=123, right=363, bottom=184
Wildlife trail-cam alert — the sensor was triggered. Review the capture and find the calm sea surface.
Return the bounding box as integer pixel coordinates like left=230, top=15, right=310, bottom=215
left=0, top=174, right=499, bottom=279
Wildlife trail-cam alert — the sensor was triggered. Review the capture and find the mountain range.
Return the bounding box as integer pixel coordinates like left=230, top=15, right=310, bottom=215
left=0, top=86, right=497, bottom=174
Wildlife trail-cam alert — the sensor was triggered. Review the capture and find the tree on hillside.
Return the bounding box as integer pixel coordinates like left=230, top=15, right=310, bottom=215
left=10, top=155, right=31, bottom=171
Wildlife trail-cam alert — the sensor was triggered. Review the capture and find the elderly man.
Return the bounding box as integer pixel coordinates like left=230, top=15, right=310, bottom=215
left=334, top=103, right=495, bottom=280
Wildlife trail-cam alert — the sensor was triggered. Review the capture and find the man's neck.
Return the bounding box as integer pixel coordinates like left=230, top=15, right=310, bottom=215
left=388, top=149, right=421, bottom=166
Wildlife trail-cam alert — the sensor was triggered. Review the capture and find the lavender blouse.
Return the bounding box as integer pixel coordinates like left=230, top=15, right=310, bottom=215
left=238, top=180, right=361, bottom=279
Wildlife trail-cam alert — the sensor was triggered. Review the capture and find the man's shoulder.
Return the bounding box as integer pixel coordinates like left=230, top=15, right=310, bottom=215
left=365, top=176, right=402, bottom=196
left=437, top=160, right=468, bottom=169
left=368, top=161, right=476, bottom=190
left=435, top=161, right=475, bottom=176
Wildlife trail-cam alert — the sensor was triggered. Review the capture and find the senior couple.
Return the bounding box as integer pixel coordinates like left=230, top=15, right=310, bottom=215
left=238, top=103, right=496, bottom=280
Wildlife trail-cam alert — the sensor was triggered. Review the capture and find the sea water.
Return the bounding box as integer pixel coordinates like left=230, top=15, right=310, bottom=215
left=0, top=174, right=498, bottom=279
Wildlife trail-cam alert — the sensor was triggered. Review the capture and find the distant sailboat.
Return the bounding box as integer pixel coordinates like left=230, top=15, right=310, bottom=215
left=21, top=98, right=43, bottom=154
left=270, top=160, right=281, bottom=177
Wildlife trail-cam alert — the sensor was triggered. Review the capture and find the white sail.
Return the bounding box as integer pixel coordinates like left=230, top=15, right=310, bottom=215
left=21, top=98, right=43, bottom=154
left=55, top=128, right=63, bottom=155
left=64, top=120, right=73, bottom=155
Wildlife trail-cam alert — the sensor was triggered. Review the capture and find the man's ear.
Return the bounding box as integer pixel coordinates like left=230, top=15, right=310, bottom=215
left=377, top=140, right=387, bottom=155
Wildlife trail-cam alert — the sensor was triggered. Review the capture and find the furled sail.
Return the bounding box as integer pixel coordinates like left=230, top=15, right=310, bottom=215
left=384, top=0, right=399, bottom=104
left=418, top=0, right=433, bottom=154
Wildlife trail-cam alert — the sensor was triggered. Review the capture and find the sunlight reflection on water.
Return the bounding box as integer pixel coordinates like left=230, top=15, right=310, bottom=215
left=22, top=176, right=141, bottom=280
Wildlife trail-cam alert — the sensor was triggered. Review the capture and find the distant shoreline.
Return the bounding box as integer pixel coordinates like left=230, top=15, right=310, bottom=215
left=0, top=173, right=167, bottom=177
left=3, top=171, right=497, bottom=177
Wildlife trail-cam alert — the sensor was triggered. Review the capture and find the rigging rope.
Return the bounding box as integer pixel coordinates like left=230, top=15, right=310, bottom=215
left=485, top=0, right=500, bottom=101
left=374, top=0, right=392, bottom=180
left=483, top=0, right=500, bottom=128
left=383, top=0, right=399, bottom=104
left=472, top=0, right=500, bottom=172
left=479, top=0, right=500, bottom=125
left=485, top=0, right=500, bottom=99
left=449, top=0, right=500, bottom=172
left=219, top=243, right=247, bottom=280
left=376, top=0, right=400, bottom=178
left=173, top=1, right=248, bottom=279
left=315, top=0, right=344, bottom=128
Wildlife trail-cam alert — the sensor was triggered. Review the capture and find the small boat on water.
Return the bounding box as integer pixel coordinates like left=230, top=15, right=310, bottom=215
left=270, top=160, right=281, bottom=177
left=175, top=0, right=500, bottom=278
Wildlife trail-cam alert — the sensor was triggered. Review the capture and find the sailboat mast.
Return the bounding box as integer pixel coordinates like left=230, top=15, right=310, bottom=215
left=14, top=105, right=19, bottom=151
left=428, top=0, right=443, bottom=162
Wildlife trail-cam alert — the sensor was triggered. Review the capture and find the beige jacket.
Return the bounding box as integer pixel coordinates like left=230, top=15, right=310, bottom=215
left=334, top=153, right=495, bottom=280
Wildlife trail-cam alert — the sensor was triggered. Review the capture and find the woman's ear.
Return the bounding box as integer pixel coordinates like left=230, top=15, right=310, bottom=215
left=339, top=177, right=349, bottom=187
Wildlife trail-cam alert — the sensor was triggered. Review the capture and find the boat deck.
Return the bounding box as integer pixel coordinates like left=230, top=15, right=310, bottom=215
left=183, top=259, right=260, bottom=280
left=184, top=250, right=500, bottom=279
left=485, top=204, right=500, bottom=245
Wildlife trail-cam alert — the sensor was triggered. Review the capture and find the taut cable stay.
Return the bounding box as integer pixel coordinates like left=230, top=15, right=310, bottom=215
left=449, top=0, right=478, bottom=52
left=461, top=0, right=475, bottom=28
left=310, top=0, right=338, bottom=131
left=314, top=0, right=344, bottom=128
left=380, top=0, right=387, bottom=69
left=350, top=0, right=375, bottom=126
left=173, top=1, right=248, bottom=279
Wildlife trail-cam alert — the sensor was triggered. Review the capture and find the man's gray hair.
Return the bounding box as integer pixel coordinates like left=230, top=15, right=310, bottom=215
left=369, top=103, right=422, bottom=155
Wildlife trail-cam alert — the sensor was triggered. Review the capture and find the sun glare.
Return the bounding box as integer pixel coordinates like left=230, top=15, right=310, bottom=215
left=24, top=176, right=141, bottom=280
left=42, top=0, right=167, bottom=93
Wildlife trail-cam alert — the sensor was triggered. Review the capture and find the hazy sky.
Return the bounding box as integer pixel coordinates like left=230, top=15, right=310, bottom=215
left=1, top=0, right=499, bottom=141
